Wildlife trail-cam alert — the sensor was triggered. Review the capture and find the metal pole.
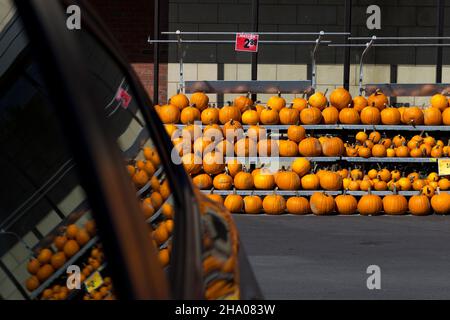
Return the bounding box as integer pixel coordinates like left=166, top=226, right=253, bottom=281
left=251, top=0, right=259, bottom=102
left=176, top=30, right=184, bottom=93
left=311, top=31, right=324, bottom=90
left=153, top=0, right=160, bottom=104
left=343, top=0, right=352, bottom=90
left=358, top=36, right=376, bottom=95
left=436, top=0, right=444, bottom=83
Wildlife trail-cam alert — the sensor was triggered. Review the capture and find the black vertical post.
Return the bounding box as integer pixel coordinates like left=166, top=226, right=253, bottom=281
left=436, top=0, right=444, bottom=83
left=153, top=0, right=160, bottom=105
left=390, top=64, right=398, bottom=105
left=251, top=0, right=259, bottom=102
left=343, top=0, right=352, bottom=90
left=217, top=63, right=224, bottom=106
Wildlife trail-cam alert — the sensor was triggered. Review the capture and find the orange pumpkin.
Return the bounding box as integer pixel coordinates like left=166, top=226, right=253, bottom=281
left=360, top=106, right=381, bottom=125
left=409, top=192, right=431, bottom=216
left=308, top=92, right=328, bottom=110
left=260, top=106, right=280, bottom=125
left=301, top=173, right=320, bottom=190
left=190, top=92, right=209, bottom=110
left=291, top=98, right=308, bottom=112
left=424, top=107, right=442, bottom=125
left=279, top=105, right=300, bottom=125
left=367, top=90, right=388, bottom=110
left=335, top=192, right=357, bottom=215
left=201, top=106, right=220, bottom=125
left=234, top=93, right=253, bottom=112
left=291, top=157, right=311, bottom=177
left=300, top=106, right=322, bottom=124
left=287, top=125, right=306, bottom=143
left=243, top=195, right=263, bottom=214
left=352, top=96, right=368, bottom=112
left=310, top=192, right=335, bottom=215
left=267, top=92, right=286, bottom=112
left=63, top=240, right=80, bottom=258
left=358, top=189, right=383, bottom=215
left=380, top=107, right=401, bottom=125
left=330, top=87, right=352, bottom=110
left=338, top=106, right=360, bottom=124
left=321, top=106, right=339, bottom=124
left=320, top=136, right=345, bottom=156
left=298, top=137, right=322, bottom=157
left=430, top=93, right=449, bottom=111
left=402, top=107, right=424, bottom=125
left=159, top=104, right=181, bottom=124
left=286, top=196, right=310, bottom=215
left=219, top=104, right=241, bottom=124
left=263, top=192, right=286, bottom=215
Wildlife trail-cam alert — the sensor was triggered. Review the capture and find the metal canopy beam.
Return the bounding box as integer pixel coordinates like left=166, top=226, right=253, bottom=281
left=184, top=80, right=312, bottom=94
left=365, top=83, right=450, bottom=96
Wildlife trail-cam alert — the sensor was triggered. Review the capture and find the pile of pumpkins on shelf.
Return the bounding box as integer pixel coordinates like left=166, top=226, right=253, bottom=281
left=155, top=88, right=450, bottom=126
left=200, top=159, right=450, bottom=216
left=38, top=244, right=105, bottom=300
left=126, top=146, right=173, bottom=268
left=82, top=276, right=115, bottom=301
left=25, top=220, right=97, bottom=293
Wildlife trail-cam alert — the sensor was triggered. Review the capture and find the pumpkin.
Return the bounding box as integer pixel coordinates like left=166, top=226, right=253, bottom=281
left=159, top=181, right=171, bottom=200
left=151, top=175, right=161, bottom=192
left=37, top=248, right=53, bottom=264
left=392, top=135, right=406, bottom=147
left=291, top=98, right=308, bottom=112
left=26, top=276, right=40, bottom=291
left=301, top=173, right=320, bottom=190
left=371, top=144, right=386, bottom=157
left=350, top=168, right=363, bottom=180
left=321, top=106, right=339, bottom=124
left=380, top=138, right=392, bottom=149
left=424, top=107, right=442, bottom=125
left=292, top=158, right=311, bottom=177
left=180, top=106, right=201, bottom=124
left=65, top=224, right=79, bottom=240
left=159, top=104, right=181, bottom=124
left=360, top=106, right=381, bottom=125
left=310, top=192, right=335, bottom=215
left=279, top=105, right=300, bottom=125
left=431, top=188, right=450, bottom=214
left=428, top=172, right=439, bottom=182
left=235, top=138, right=257, bottom=157
left=442, top=107, right=450, bottom=125
left=258, top=139, right=279, bottom=156
left=75, top=229, right=90, bottom=246
left=395, top=145, right=409, bottom=157
left=260, top=106, right=280, bottom=125
left=380, top=107, right=401, bottom=125
left=201, top=106, right=220, bottom=124
left=422, top=185, right=435, bottom=198
left=308, top=91, right=328, bottom=110
left=142, top=199, right=155, bottom=219
left=409, top=192, right=431, bottom=216
left=348, top=179, right=360, bottom=191
left=241, top=107, right=259, bottom=125
left=234, top=93, right=253, bottom=112
left=247, top=125, right=266, bottom=141
left=37, top=264, right=55, bottom=282
left=188, top=92, right=209, bottom=111
left=283, top=195, right=309, bottom=214
left=193, top=174, right=213, bottom=189
left=438, top=178, right=450, bottom=190
left=431, top=145, right=443, bottom=158
left=153, top=225, right=169, bottom=245
left=338, top=107, right=360, bottom=124
left=278, top=140, right=299, bottom=157
left=374, top=180, right=387, bottom=191
left=355, top=131, right=368, bottom=144
left=300, top=106, right=322, bottom=124
left=234, top=170, right=254, bottom=190
left=222, top=119, right=244, bottom=136
left=243, top=195, right=263, bottom=214
left=142, top=161, right=156, bottom=177
left=132, top=170, right=149, bottom=188
left=181, top=153, right=202, bottom=175
left=170, top=93, right=189, bottom=110
left=287, top=125, right=306, bottom=143
left=298, top=137, right=322, bottom=157
left=402, top=107, right=424, bottom=125
left=430, top=93, right=449, bottom=111
left=335, top=191, right=357, bottom=215
left=64, top=240, right=80, bottom=258
left=397, top=177, right=412, bottom=191
left=213, top=172, right=233, bottom=190
left=330, top=87, right=352, bottom=110
left=263, top=192, right=286, bottom=215
left=275, top=170, right=301, bottom=190
left=319, top=171, right=343, bottom=190
left=27, top=258, right=41, bottom=275
left=253, top=170, right=275, bottom=190
left=225, top=159, right=242, bottom=177
left=358, top=145, right=372, bottom=158
left=360, top=180, right=372, bottom=191
left=145, top=147, right=160, bottom=167
left=413, top=179, right=427, bottom=191
left=202, top=152, right=224, bottom=174
left=50, top=252, right=67, bottom=269
left=219, top=104, right=241, bottom=124
left=320, top=136, right=344, bottom=156
left=353, top=96, right=368, bottom=112
left=207, top=193, right=224, bottom=205
left=267, top=92, right=286, bottom=112
left=367, top=90, right=388, bottom=110
left=358, top=189, right=383, bottom=215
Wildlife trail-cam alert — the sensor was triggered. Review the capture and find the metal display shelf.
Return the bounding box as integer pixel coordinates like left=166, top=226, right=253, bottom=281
left=29, top=236, right=99, bottom=300
left=137, top=166, right=164, bottom=197
left=224, top=156, right=339, bottom=163
left=184, top=80, right=312, bottom=94
left=159, top=236, right=172, bottom=250
left=365, top=83, right=450, bottom=97
left=200, top=190, right=341, bottom=196
left=342, top=157, right=441, bottom=163
left=146, top=194, right=173, bottom=226
left=174, top=124, right=450, bottom=132
left=345, top=191, right=441, bottom=196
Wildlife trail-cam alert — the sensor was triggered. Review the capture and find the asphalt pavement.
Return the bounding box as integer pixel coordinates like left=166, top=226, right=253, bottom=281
left=233, top=214, right=450, bottom=299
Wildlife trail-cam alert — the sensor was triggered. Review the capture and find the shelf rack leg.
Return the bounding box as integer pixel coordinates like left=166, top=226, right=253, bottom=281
left=311, top=31, right=324, bottom=90
left=153, top=0, right=160, bottom=105
left=436, top=0, right=444, bottom=83
left=176, top=30, right=184, bottom=93
left=251, top=0, right=259, bottom=102
left=358, top=36, right=375, bottom=95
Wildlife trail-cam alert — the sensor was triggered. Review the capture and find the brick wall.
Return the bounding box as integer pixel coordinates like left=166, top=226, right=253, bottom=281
left=90, top=0, right=168, bottom=103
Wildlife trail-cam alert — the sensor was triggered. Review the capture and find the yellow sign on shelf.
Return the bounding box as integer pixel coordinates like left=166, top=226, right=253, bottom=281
left=84, top=271, right=103, bottom=293
left=438, top=159, right=450, bottom=176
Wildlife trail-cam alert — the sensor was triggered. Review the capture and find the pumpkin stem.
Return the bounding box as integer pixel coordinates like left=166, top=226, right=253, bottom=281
left=393, top=184, right=398, bottom=195
left=277, top=91, right=281, bottom=97
left=227, top=101, right=232, bottom=106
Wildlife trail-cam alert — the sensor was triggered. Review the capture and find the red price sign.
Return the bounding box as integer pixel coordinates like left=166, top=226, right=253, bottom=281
left=235, top=33, right=259, bottom=52
left=116, top=87, right=132, bottom=109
